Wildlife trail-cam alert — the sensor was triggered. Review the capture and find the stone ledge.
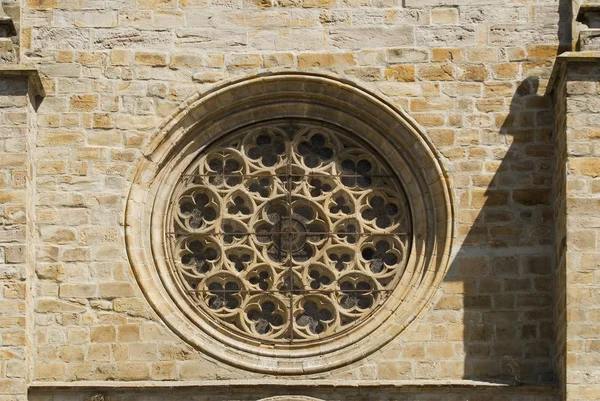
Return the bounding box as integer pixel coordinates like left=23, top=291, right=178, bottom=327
left=29, top=380, right=557, bottom=394
left=0, top=64, right=45, bottom=98
left=0, top=16, right=16, bottom=37
left=546, top=51, right=600, bottom=94
left=578, top=3, right=600, bottom=27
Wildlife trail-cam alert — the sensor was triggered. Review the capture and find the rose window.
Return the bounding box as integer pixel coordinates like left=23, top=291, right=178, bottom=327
left=167, top=120, right=411, bottom=343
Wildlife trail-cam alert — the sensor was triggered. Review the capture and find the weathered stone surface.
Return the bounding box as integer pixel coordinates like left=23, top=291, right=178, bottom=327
left=330, top=27, right=414, bottom=49
left=92, top=28, right=172, bottom=49
left=387, top=48, right=429, bottom=63
left=1, top=0, right=585, bottom=395
left=175, top=29, right=246, bottom=48
left=31, top=28, right=89, bottom=50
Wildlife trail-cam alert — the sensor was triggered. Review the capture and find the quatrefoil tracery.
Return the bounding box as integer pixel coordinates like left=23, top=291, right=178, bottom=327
left=169, top=121, right=411, bottom=343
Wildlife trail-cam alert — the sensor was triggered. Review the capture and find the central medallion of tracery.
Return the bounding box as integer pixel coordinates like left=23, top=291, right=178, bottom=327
left=168, top=120, right=411, bottom=343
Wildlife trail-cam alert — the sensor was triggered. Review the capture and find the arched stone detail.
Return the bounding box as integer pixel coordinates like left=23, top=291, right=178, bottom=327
left=125, top=72, right=454, bottom=374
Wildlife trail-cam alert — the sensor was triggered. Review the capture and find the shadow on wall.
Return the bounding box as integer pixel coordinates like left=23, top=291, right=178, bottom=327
left=445, top=76, right=556, bottom=384
left=558, top=0, right=573, bottom=54
left=442, top=0, right=574, bottom=384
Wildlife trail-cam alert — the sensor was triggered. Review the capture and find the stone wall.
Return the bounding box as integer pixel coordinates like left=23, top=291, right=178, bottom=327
left=0, top=74, right=33, bottom=401
left=562, top=59, right=600, bottom=401
left=10, top=0, right=572, bottom=395
left=552, top=59, right=567, bottom=401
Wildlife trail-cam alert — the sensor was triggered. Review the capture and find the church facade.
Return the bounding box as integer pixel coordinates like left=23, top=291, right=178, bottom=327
left=0, top=0, right=599, bottom=399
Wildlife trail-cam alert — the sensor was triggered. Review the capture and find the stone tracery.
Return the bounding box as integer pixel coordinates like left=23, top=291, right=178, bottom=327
left=168, top=120, right=411, bottom=343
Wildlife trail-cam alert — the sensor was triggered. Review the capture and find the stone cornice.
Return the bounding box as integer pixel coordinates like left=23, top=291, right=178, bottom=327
left=546, top=51, right=600, bottom=95
left=0, top=64, right=45, bottom=98
left=0, top=16, right=16, bottom=36
left=577, top=3, right=600, bottom=25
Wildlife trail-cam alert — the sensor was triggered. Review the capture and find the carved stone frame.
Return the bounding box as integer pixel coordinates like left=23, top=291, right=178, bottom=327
left=125, top=72, right=454, bottom=374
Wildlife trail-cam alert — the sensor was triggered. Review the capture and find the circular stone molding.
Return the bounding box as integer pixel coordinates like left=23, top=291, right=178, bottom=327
left=125, top=72, right=454, bottom=374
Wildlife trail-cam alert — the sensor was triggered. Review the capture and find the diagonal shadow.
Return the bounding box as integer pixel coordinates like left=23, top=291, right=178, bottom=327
left=439, top=0, right=573, bottom=385
left=444, top=75, right=556, bottom=384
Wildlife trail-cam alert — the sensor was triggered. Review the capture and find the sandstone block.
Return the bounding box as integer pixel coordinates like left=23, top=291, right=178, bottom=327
left=37, top=263, right=66, bottom=281
left=134, top=52, right=168, bottom=67
left=39, top=227, right=76, bottom=244
left=170, top=53, right=204, bottom=69
left=35, top=363, right=66, bottom=381
left=152, top=361, right=177, bottom=380
left=303, top=0, right=335, bottom=7
left=416, top=25, right=475, bottom=46
left=431, top=8, right=458, bottom=24
left=0, top=154, right=26, bottom=169
left=58, top=345, right=85, bottom=362
left=513, top=189, right=551, bottom=206
left=118, top=324, right=140, bottom=342
left=179, top=360, right=218, bottom=380
left=114, top=298, right=149, bottom=318
left=99, top=282, right=136, bottom=298
left=59, top=283, right=97, bottom=298
left=116, top=115, right=157, bottom=130
left=33, top=28, right=89, bottom=51
left=418, top=64, right=454, bottom=81
left=87, top=130, right=122, bottom=147
left=70, top=95, right=99, bottom=112
left=5, top=360, right=26, bottom=379
left=36, top=299, right=86, bottom=313
left=74, top=12, right=118, bottom=28
left=206, top=54, right=225, bottom=68
left=425, top=342, right=454, bottom=359
left=176, top=29, right=247, bottom=49
left=435, top=294, right=463, bottom=310
left=138, top=0, right=176, bottom=8
left=87, top=344, right=111, bottom=361
left=117, top=362, right=150, bottom=380
left=128, top=343, right=158, bottom=361
left=192, top=71, right=228, bottom=83
left=226, top=53, right=261, bottom=70
left=90, top=325, right=116, bottom=343
left=458, top=65, right=488, bottom=81
left=526, top=44, right=558, bottom=60
left=405, top=0, right=494, bottom=5
left=467, top=47, right=497, bottom=62
left=110, top=50, right=130, bottom=66
left=344, top=67, right=381, bottom=81
left=4, top=245, right=25, bottom=264
left=428, top=129, right=456, bottom=147
left=0, top=379, right=26, bottom=395
left=297, top=52, right=355, bottom=68
left=26, top=0, right=58, bottom=8
left=263, top=52, right=294, bottom=68
left=377, top=361, right=411, bottom=379
left=330, top=27, right=414, bottom=50
left=387, top=48, right=428, bottom=63
left=410, top=98, right=453, bottom=112
left=378, top=82, right=421, bottom=97
left=3, top=283, right=25, bottom=299
left=384, top=65, right=415, bottom=82
left=142, top=322, right=173, bottom=341
left=569, top=158, right=600, bottom=178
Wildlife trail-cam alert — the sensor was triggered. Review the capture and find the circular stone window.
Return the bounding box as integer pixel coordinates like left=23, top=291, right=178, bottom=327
left=169, top=120, right=411, bottom=343
left=126, top=73, right=453, bottom=374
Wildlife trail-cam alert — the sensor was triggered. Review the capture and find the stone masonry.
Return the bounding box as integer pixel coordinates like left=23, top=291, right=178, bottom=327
left=0, top=0, right=598, bottom=399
